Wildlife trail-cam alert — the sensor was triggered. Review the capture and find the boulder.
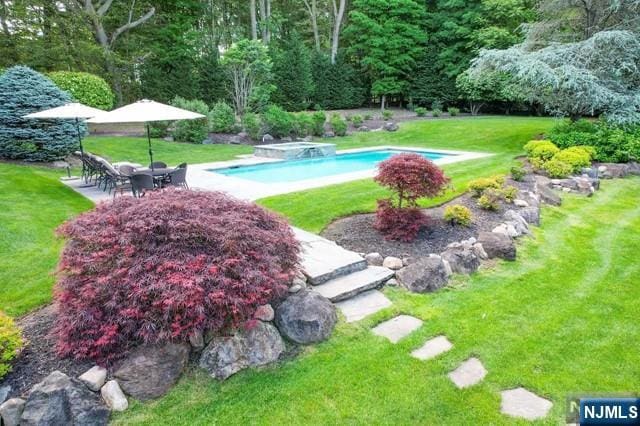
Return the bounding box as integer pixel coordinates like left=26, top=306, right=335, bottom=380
left=275, top=290, right=337, bottom=344
left=199, top=321, right=285, bottom=380
left=0, top=398, right=25, bottom=426
left=477, top=232, right=516, bottom=261
left=472, top=243, right=488, bottom=260
left=519, top=206, right=540, bottom=226
left=364, top=252, right=384, bottom=266
left=281, top=136, right=293, bottom=142
left=402, top=257, right=415, bottom=266
left=573, top=177, right=596, bottom=195
left=288, top=284, right=303, bottom=293
left=396, top=257, right=449, bottom=293
left=20, top=371, right=109, bottom=426
left=513, top=199, right=529, bottom=208
left=357, top=125, right=370, bottom=132
left=598, top=163, right=629, bottom=179
left=504, top=210, right=530, bottom=236
left=323, top=131, right=335, bottom=138
left=441, top=258, right=453, bottom=276
left=628, top=162, right=640, bottom=176
left=440, top=247, right=480, bottom=275
left=113, top=343, right=190, bottom=401
left=100, top=381, right=128, bottom=412
left=254, top=304, right=275, bottom=322
left=0, top=386, right=10, bottom=405
left=262, top=134, right=274, bottom=142
left=492, top=223, right=519, bottom=238
left=382, top=256, right=403, bottom=270
left=537, top=185, right=561, bottom=206
left=383, top=122, right=399, bottom=132
left=78, top=366, right=107, bottom=392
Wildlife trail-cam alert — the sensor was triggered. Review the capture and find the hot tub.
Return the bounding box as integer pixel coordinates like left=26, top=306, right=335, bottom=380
left=253, top=142, right=336, bottom=160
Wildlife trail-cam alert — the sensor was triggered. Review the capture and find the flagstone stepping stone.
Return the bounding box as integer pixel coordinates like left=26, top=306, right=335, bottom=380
left=371, top=315, right=423, bottom=343
left=410, top=335, right=453, bottom=360
left=336, top=290, right=392, bottom=323
left=448, top=357, right=487, bottom=388
left=500, top=387, right=553, bottom=420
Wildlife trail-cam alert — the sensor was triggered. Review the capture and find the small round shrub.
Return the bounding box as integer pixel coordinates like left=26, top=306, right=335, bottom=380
left=524, top=140, right=560, bottom=161
left=262, top=105, right=294, bottom=138
left=415, top=107, right=427, bottom=117
left=478, top=188, right=502, bottom=210
left=448, top=107, right=460, bottom=116
left=209, top=101, right=236, bottom=133
left=0, top=311, right=22, bottom=379
left=363, top=113, right=373, bottom=120
left=444, top=205, right=472, bottom=226
left=374, top=200, right=430, bottom=242
left=311, top=111, right=326, bottom=136
left=293, top=113, right=315, bottom=137
left=432, top=108, right=442, bottom=117
left=510, top=164, right=526, bottom=181
left=242, top=112, right=262, bottom=140
left=55, top=189, right=300, bottom=363
left=468, top=175, right=505, bottom=197
left=171, top=97, right=209, bottom=144
left=351, top=114, right=364, bottom=127
left=502, top=185, right=518, bottom=203
left=330, top=113, right=347, bottom=136
left=48, top=71, right=115, bottom=110
left=148, top=121, right=171, bottom=138
left=552, top=146, right=593, bottom=172
left=543, top=158, right=573, bottom=178
left=431, top=100, right=443, bottom=110
left=382, top=110, right=394, bottom=120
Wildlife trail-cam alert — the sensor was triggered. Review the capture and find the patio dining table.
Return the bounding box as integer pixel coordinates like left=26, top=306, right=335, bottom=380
left=135, top=167, right=176, bottom=187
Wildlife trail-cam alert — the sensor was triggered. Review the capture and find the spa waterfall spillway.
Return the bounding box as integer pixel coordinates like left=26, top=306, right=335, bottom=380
left=253, top=142, right=337, bottom=160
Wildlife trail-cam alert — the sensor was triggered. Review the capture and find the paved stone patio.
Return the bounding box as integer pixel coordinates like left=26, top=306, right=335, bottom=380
left=371, top=315, right=423, bottom=343
left=410, top=336, right=453, bottom=360
left=448, top=357, right=487, bottom=388
left=500, top=387, right=553, bottom=420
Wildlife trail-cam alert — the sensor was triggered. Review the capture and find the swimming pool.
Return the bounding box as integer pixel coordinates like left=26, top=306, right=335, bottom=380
left=210, top=149, right=454, bottom=184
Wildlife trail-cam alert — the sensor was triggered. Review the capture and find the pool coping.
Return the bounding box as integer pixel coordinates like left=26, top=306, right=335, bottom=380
left=186, top=146, right=493, bottom=200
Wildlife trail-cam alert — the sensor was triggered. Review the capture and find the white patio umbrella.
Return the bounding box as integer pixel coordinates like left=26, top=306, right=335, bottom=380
left=87, top=99, right=206, bottom=169
left=24, top=102, right=104, bottom=156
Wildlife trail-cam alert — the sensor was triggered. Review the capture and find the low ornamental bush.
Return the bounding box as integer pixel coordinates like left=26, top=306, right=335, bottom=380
left=510, top=164, right=526, bottom=181
left=351, top=114, right=364, bottom=127
left=432, top=108, right=442, bottom=117
left=48, top=71, right=115, bottom=110
left=448, top=107, right=460, bottom=116
left=262, top=105, right=294, bottom=138
left=330, top=113, right=347, bottom=136
left=374, top=153, right=450, bottom=241
left=543, top=158, right=573, bottom=178
left=381, top=110, right=394, bottom=120
left=242, top=112, right=262, bottom=140
left=552, top=146, right=593, bottom=173
left=209, top=101, right=236, bottom=133
left=312, top=111, right=326, bottom=136
left=415, top=107, right=427, bottom=117
left=0, top=311, right=22, bottom=380
left=54, top=189, right=300, bottom=363
left=502, top=185, right=518, bottom=203
left=443, top=204, right=472, bottom=226
left=171, top=97, right=209, bottom=144
left=478, top=188, right=502, bottom=210
left=293, top=113, right=315, bottom=137
left=468, top=175, right=505, bottom=197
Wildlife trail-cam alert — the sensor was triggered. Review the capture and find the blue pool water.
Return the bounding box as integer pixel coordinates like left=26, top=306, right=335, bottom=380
left=210, top=149, right=453, bottom=184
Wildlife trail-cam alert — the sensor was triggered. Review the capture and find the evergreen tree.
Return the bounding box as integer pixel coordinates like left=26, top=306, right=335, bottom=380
left=271, top=33, right=314, bottom=111
left=310, top=52, right=367, bottom=109
left=0, top=66, right=79, bottom=161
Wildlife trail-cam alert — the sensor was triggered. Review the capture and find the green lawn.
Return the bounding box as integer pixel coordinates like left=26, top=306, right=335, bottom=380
left=0, top=164, right=93, bottom=316
left=115, top=178, right=640, bottom=425
left=258, top=116, right=555, bottom=232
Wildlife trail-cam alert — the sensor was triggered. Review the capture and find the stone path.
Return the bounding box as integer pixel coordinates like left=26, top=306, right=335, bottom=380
left=335, top=291, right=392, bottom=323
left=500, top=388, right=553, bottom=420
left=448, top=357, right=487, bottom=389
left=371, top=315, right=423, bottom=343
left=411, top=336, right=453, bottom=360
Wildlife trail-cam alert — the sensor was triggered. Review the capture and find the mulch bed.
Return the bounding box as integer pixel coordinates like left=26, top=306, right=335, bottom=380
left=321, top=177, right=534, bottom=259
left=1, top=305, right=93, bottom=398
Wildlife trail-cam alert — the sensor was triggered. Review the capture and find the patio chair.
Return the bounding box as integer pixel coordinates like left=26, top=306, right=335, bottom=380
left=118, top=164, right=136, bottom=177
left=176, top=162, right=187, bottom=169
left=166, top=167, right=188, bottom=189
left=149, top=161, right=168, bottom=169
left=130, top=173, right=155, bottom=197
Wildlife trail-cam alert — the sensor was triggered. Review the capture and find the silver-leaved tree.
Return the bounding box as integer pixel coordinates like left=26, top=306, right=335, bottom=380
left=471, top=30, right=640, bottom=125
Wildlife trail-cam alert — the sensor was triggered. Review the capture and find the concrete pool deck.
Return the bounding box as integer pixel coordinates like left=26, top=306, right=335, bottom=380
left=185, top=146, right=492, bottom=200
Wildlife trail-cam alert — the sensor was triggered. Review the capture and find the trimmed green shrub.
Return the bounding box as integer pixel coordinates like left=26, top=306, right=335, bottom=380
left=415, top=107, right=427, bottom=117
left=552, top=146, right=593, bottom=173
left=478, top=188, right=501, bottom=210
left=330, top=113, right=347, bottom=136
left=448, top=107, right=460, bottom=116
left=242, top=112, right=262, bottom=140
left=510, top=164, right=526, bottom=181
left=444, top=205, right=472, bottom=226
left=262, top=105, right=294, bottom=138
left=543, top=158, right=573, bottom=178
left=528, top=140, right=560, bottom=161
left=432, top=100, right=443, bottom=110
left=0, top=311, right=22, bottom=380
left=382, top=110, right=394, bottom=120
left=209, top=101, right=236, bottom=133
left=468, top=175, right=505, bottom=197
left=351, top=114, right=364, bottom=127
left=364, top=113, right=373, bottom=120
left=48, top=71, right=114, bottom=110
left=0, top=66, right=79, bottom=161
left=502, top=185, right=518, bottom=203
left=293, top=113, right=315, bottom=137
left=524, top=139, right=553, bottom=156
left=432, top=108, right=442, bottom=117
left=312, top=110, right=326, bottom=136
left=171, top=97, right=210, bottom=144
left=148, top=121, right=171, bottom=138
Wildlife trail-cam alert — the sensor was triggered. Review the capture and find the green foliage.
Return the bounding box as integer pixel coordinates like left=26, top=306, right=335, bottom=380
left=242, top=112, right=262, bottom=140
left=311, top=111, right=326, bottom=136
left=432, top=108, right=442, bottom=117
left=510, top=164, right=526, bottom=181
left=468, top=175, right=505, bottom=197
left=310, top=53, right=366, bottom=110
left=364, top=113, right=373, bottom=120
left=0, top=311, right=22, bottom=379
left=543, top=158, right=574, bottom=178
left=455, top=68, right=522, bottom=114
left=47, top=71, right=114, bottom=110
left=525, top=140, right=560, bottom=161
left=148, top=121, right=171, bottom=139
left=330, top=114, right=348, bottom=136
left=0, top=66, right=79, bottom=161
left=478, top=188, right=502, bottom=210
left=444, top=204, right=472, bottom=226
left=382, top=110, right=394, bottom=120
left=502, top=185, right=518, bottom=203
left=209, top=102, right=236, bottom=133
left=293, top=113, right=315, bottom=137
left=448, top=107, right=460, bottom=116
left=415, top=107, right=427, bottom=117
left=262, top=105, right=294, bottom=138
left=553, top=147, right=593, bottom=172
left=271, top=33, right=314, bottom=111
left=351, top=115, right=364, bottom=127
left=170, top=97, right=209, bottom=144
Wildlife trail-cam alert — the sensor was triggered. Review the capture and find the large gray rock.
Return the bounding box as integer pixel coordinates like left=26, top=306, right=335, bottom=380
left=504, top=210, right=531, bottom=236
left=598, top=163, right=629, bottom=179
left=628, top=162, right=640, bottom=176
left=0, top=398, right=25, bottom=426
left=100, top=380, right=128, bottom=412
left=78, top=366, right=107, bottom=392
left=477, top=232, right=516, bottom=261
left=440, top=247, right=480, bottom=274
left=519, top=206, right=540, bottom=226
left=113, top=343, right=190, bottom=401
left=537, top=185, right=561, bottom=206
left=275, top=290, right=337, bottom=344
left=365, top=252, right=384, bottom=266
left=0, top=386, right=10, bottom=405
left=20, top=371, right=109, bottom=426
left=396, top=257, right=449, bottom=293
left=383, top=122, right=399, bottom=132
left=199, top=321, right=285, bottom=380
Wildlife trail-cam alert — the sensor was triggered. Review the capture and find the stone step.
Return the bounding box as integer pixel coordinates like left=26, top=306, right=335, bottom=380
left=298, top=236, right=368, bottom=285
left=312, top=266, right=395, bottom=302
left=335, top=290, right=392, bottom=323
